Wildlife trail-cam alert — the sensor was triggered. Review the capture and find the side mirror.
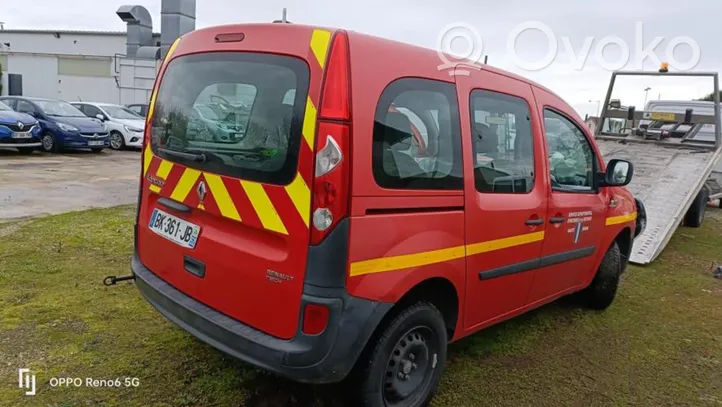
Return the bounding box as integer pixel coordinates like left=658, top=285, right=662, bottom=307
left=603, top=159, right=633, bottom=187
left=95, top=114, right=106, bottom=121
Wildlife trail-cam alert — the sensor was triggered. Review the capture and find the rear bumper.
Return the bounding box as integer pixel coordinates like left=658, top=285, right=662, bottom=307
left=132, top=252, right=392, bottom=383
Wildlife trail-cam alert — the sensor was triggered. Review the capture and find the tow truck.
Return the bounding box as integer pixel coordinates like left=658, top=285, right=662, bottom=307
left=595, top=67, right=722, bottom=264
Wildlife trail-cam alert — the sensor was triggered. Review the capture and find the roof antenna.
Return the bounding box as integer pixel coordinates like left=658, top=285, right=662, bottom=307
left=273, top=8, right=290, bottom=24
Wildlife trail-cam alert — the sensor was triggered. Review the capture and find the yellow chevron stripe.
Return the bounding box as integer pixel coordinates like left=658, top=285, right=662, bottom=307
left=149, top=185, right=161, bottom=193
left=349, top=231, right=546, bottom=277
left=466, top=231, right=545, bottom=256
left=156, top=160, right=174, bottom=179
left=302, top=97, right=317, bottom=150
left=606, top=211, right=637, bottom=226
left=241, top=181, right=288, bottom=235
left=285, top=173, right=311, bottom=228
left=170, top=168, right=201, bottom=202
left=146, top=89, right=158, bottom=125
left=205, top=173, right=241, bottom=221
left=310, top=29, right=332, bottom=68
left=143, top=145, right=153, bottom=175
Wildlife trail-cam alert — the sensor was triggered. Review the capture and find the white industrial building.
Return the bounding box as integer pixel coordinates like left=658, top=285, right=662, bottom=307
left=0, top=0, right=196, bottom=105
left=0, top=29, right=160, bottom=104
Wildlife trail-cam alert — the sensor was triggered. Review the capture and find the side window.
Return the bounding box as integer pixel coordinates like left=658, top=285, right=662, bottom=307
left=543, top=109, right=596, bottom=192
left=16, top=101, right=36, bottom=114
left=71, top=104, right=86, bottom=115
left=470, top=90, right=534, bottom=194
left=372, top=78, right=463, bottom=190
left=129, top=105, right=141, bottom=114
left=84, top=105, right=103, bottom=118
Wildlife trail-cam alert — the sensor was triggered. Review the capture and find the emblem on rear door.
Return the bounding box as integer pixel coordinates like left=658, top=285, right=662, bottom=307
left=196, top=181, right=207, bottom=202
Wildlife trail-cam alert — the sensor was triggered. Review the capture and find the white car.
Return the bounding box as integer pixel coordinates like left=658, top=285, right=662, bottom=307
left=71, top=102, right=145, bottom=150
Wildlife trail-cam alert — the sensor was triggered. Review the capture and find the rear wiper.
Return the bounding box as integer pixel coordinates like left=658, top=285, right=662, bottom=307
left=158, top=147, right=206, bottom=163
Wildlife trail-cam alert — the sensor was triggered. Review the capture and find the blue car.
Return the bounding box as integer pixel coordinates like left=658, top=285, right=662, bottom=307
left=0, top=96, right=109, bottom=153
left=0, top=100, right=42, bottom=154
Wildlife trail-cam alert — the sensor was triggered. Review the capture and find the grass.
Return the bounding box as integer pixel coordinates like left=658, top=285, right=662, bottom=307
left=0, top=206, right=721, bottom=407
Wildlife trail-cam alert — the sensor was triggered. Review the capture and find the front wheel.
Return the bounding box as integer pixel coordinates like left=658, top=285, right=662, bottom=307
left=354, top=302, right=447, bottom=407
left=578, top=241, right=622, bottom=310
left=41, top=133, right=59, bottom=153
left=109, top=131, right=126, bottom=150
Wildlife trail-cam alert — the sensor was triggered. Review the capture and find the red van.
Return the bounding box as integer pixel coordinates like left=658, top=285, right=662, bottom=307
left=131, top=23, right=643, bottom=406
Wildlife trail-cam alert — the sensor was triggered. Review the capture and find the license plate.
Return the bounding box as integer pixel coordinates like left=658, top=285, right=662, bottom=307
left=12, top=132, right=31, bottom=139
left=650, top=112, right=676, bottom=121
left=88, top=140, right=105, bottom=146
left=148, top=209, right=200, bottom=249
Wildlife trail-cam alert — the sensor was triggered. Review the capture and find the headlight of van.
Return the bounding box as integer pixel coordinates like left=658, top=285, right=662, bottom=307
left=58, top=123, right=79, bottom=132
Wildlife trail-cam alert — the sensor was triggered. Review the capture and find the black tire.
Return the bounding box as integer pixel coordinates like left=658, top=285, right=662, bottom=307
left=353, top=302, right=447, bottom=407
left=109, top=131, right=126, bottom=150
left=90, top=148, right=104, bottom=154
left=17, top=147, right=35, bottom=155
left=578, top=242, right=622, bottom=310
left=683, top=188, right=709, bottom=228
left=40, top=132, right=59, bottom=153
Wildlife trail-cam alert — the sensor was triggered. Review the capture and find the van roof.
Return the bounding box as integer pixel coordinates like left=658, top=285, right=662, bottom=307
left=184, top=23, right=558, bottom=98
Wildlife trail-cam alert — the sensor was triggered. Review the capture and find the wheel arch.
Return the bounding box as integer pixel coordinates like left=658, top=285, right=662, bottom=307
left=371, top=277, right=461, bottom=343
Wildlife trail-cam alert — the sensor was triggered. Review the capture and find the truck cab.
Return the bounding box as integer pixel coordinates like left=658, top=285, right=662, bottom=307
left=131, top=23, right=638, bottom=407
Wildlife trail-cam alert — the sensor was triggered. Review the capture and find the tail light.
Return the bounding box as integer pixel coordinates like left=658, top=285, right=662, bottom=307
left=302, top=303, right=330, bottom=335
left=310, top=31, right=351, bottom=245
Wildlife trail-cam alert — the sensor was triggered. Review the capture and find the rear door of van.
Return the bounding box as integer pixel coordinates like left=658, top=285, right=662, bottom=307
left=136, top=24, right=332, bottom=339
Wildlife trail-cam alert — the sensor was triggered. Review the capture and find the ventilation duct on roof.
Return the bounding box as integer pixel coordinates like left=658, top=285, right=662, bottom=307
left=161, top=0, right=196, bottom=59
left=116, top=5, right=154, bottom=58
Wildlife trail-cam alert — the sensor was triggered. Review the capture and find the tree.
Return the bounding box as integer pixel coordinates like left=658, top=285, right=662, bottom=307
left=697, top=91, right=722, bottom=102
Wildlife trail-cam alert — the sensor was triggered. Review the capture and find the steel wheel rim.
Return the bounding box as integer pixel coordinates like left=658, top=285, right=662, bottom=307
left=383, top=326, right=437, bottom=404
left=110, top=133, right=123, bottom=149
left=42, top=135, right=53, bottom=151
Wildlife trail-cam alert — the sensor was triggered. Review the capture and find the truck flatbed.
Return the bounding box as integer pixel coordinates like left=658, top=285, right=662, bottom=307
left=596, top=139, right=722, bottom=264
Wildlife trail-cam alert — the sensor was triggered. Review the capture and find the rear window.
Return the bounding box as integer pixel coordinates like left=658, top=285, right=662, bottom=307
left=150, top=52, right=310, bottom=185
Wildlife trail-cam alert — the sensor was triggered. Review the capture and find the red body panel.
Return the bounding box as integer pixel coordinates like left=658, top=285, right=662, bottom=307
left=455, top=70, right=548, bottom=331
left=137, top=24, right=331, bottom=339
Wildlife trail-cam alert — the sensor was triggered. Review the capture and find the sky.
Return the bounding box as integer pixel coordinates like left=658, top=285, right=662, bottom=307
left=2, top=0, right=721, bottom=118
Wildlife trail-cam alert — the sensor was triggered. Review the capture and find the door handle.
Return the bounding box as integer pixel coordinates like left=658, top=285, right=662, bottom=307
left=525, top=217, right=544, bottom=226
left=549, top=216, right=565, bottom=224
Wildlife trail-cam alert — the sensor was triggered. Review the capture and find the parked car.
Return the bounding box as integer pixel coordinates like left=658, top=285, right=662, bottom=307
left=0, top=100, right=42, bottom=154
left=126, top=103, right=149, bottom=118
left=71, top=102, right=145, bottom=150
left=129, top=24, right=642, bottom=407
left=0, top=96, right=109, bottom=153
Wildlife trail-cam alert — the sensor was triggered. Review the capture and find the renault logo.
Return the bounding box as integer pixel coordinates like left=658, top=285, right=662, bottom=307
left=93, top=133, right=99, bottom=139
left=17, top=122, right=24, bottom=130
left=196, top=181, right=207, bottom=202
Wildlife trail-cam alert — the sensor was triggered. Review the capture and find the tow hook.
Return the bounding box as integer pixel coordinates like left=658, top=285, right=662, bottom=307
left=103, top=274, right=136, bottom=286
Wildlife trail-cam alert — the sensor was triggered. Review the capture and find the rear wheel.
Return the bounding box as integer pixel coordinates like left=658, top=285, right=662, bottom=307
left=353, top=302, right=447, bottom=407
left=109, top=131, right=126, bottom=150
left=683, top=188, right=709, bottom=228
left=17, top=147, right=35, bottom=155
left=41, top=132, right=59, bottom=153
left=578, top=242, right=622, bottom=310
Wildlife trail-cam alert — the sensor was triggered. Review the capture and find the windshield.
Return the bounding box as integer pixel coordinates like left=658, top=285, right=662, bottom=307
left=35, top=100, right=85, bottom=117
left=0, top=101, right=11, bottom=111
left=151, top=52, right=310, bottom=185
left=103, top=105, right=143, bottom=120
